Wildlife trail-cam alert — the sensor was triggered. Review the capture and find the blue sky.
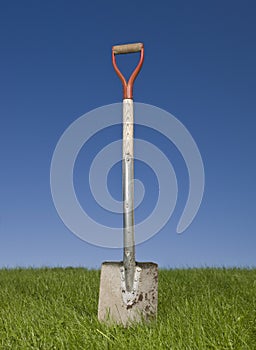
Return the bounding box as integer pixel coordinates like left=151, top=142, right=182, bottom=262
left=1, top=1, right=256, bottom=268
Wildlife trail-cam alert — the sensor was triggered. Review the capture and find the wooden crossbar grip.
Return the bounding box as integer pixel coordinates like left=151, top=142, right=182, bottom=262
left=112, top=43, right=143, bottom=55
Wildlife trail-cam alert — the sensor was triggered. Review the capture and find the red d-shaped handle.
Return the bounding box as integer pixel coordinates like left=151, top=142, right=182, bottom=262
left=112, top=43, right=144, bottom=99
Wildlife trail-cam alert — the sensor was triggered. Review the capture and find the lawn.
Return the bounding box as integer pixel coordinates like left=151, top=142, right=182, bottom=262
left=0, top=267, right=255, bottom=349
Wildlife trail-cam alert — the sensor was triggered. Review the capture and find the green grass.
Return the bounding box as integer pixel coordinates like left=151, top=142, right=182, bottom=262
left=0, top=267, right=255, bottom=349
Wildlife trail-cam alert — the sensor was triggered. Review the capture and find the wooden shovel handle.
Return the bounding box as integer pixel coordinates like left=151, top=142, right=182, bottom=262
left=112, top=43, right=143, bottom=55
left=112, top=43, right=144, bottom=99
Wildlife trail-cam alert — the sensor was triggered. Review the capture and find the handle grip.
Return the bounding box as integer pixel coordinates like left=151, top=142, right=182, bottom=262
left=112, top=42, right=144, bottom=99
left=112, top=43, right=143, bottom=55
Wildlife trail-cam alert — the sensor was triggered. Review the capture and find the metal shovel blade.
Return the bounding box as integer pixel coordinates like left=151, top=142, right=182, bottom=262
left=98, top=261, right=158, bottom=325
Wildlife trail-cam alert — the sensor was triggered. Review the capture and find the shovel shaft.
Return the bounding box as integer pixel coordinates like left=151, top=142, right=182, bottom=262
left=123, top=99, right=135, bottom=291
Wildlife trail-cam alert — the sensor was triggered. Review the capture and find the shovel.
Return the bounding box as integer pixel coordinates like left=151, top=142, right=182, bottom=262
left=98, top=43, right=158, bottom=325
